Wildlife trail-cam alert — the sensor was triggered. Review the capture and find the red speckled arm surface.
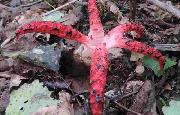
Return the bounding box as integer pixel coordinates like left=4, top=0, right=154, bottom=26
left=88, top=0, right=104, bottom=38
left=108, top=23, right=165, bottom=70
left=122, top=40, right=165, bottom=70
left=16, top=21, right=88, bottom=44
left=108, top=23, right=144, bottom=38
left=89, top=44, right=109, bottom=115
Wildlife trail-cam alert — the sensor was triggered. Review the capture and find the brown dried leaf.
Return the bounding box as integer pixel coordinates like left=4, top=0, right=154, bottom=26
left=130, top=52, right=144, bottom=62
left=161, top=25, right=180, bottom=35
left=31, top=92, right=74, bottom=115
left=62, top=7, right=82, bottom=25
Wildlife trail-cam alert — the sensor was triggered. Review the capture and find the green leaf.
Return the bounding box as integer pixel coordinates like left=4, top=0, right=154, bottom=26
left=163, top=58, right=177, bottom=70
left=43, top=11, right=65, bottom=22
left=143, top=56, right=177, bottom=77
left=162, top=100, right=180, bottom=115
left=6, top=80, right=59, bottom=115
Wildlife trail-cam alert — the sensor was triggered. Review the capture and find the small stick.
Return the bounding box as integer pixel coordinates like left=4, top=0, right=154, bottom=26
left=110, top=90, right=138, bottom=101
left=1, top=36, right=15, bottom=48
left=44, top=0, right=55, bottom=9
left=43, top=0, right=78, bottom=16
left=129, top=0, right=137, bottom=21
left=20, top=0, right=42, bottom=8
left=99, top=0, right=123, bottom=22
left=154, top=44, right=180, bottom=51
left=58, top=74, right=82, bottom=106
left=114, top=101, right=142, bottom=115
left=0, top=3, right=10, bottom=9
left=75, top=1, right=87, bottom=5
left=147, top=0, right=180, bottom=18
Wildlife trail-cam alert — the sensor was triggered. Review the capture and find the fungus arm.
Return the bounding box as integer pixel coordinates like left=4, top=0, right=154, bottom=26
left=16, top=21, right=88, bottom=44
left=108, top=23, right=144, bottom=39
left=115, top=39, right=165, bottom=70
left=108, top=23, right=165, bottom=70
left=89, top=44, right=109, bottom=115
left=88, top=0, right=104, bottom=39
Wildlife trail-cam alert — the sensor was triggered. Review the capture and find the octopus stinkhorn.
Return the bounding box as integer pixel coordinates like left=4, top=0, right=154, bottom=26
left=16, top=0, right=165, bottom=114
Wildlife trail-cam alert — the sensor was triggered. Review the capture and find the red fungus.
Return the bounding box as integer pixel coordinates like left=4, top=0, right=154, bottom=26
left=16, top=0, right=165, bottom=114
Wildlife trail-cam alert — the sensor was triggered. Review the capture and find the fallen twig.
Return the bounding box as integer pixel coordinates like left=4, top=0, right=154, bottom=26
left=114, top=101, right=142, bottom=115
left=129, top=0, right=137, bottom=21
left=154, top=43, right=180, bottom=51
left=44, top=0, right=55, bottom=9
left=0, top=0, right=42, bottom=11
left=110, top=90, right=138, bottom=101
left=75, top=1, right=88, bottom=5
left=99, top=0, right=123, bottom=22
left=147, top=0, right=180, bottom=18
left=0, top=3, right=10, bottom=9
left=20, top=0, right=42, bottom=8
left=43, top=0, right=78, bottom=16
left=127, top=80, right=156, bottom=115
left=0, top=36, right=15, bottom=48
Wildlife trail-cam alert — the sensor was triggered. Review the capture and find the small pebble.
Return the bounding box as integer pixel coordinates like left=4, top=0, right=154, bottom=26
left=135, top=64, right=145, bottom=74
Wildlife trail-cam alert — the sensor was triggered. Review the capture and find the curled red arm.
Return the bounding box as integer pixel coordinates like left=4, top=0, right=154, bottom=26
left=108, top=23, right=165, bottom=70
left=108, top=23, right=144, bottom=38
left=16, top=21, right=88, bottom=44
left=121, top=40, right=165, bottom=70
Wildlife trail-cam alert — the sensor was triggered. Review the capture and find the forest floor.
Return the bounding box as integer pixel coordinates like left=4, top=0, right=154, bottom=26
left=0, top=0, right=180, bottom=115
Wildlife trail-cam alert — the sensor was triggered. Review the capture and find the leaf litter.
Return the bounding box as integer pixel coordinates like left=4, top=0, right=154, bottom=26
left=0, top=0, right=180, bottom=115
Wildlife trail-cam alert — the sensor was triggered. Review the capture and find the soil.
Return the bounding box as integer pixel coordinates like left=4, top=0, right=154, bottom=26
left=0, top=0, right=180, bottom=115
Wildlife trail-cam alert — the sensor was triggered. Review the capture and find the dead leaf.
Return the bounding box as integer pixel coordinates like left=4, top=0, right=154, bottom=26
left=0, top=71, right=26, bottom=88
left=31, top=92, right=74, bottom=115
left=43, top=6, right=82, bottom=26
left=74, top=44, right=92, bottom=65
left=130, top=52, right=144, bottom=62
left=32, top=106, right=59, bottom=115
left=164, top=83, right=172, bottom=91
left=58, top=92, right=74, bottom=115
left=10, top=74, right=26, bottom=88
left=161, top=25, right=180, bottom=35
left=121, top=80, right=144, bottom=94
left=0, top=78, right=10, bottom=113
left=62, top=7, right=82, bottom=25
left=0, top=58, right=16, bottom=72
left=108, top=48, right=123, bottom=60
left=13, top=9, right=42, bottom=25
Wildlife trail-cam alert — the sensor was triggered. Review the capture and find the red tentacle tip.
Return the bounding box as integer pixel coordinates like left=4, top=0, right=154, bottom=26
left=159, top=56, right=165, bottom=70
left=15, top=29, right=21, bottom=39
left=132, top=23, right=144, bottom=38
left=136, top=28, right=144, bottom=38
left=15, top=27, right=28, bottom=40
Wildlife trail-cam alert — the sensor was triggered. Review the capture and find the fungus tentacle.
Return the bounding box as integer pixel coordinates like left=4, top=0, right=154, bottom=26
left=88, top=0, right=104, bottom=40
left=108, top=23, right=164, bottom=70
left=108, top=23, right=144, bottom=38
left=115, top=40, right=165, bottom=70
left=16, top=21, right=88, bottom=44
left=89, top=44, right=109, bottom=115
